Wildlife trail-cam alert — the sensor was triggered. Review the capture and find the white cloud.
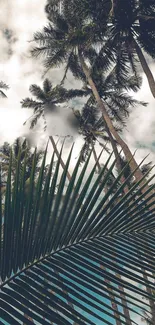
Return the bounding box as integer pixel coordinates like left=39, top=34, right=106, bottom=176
left=0, top=0, right=155, bottom=169
left=0, top=0, right=48, bottom=145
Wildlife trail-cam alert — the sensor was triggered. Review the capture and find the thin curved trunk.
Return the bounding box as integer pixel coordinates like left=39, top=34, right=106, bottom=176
left=113, top=245, right=132, bottom=325
left=104, top=124, right=129, bottom=194
left=55, top=270, right=79, bottom=325
left=133, top=39, right=155, bottom=99
left=91, top=144, right=102, bottom=173
left=135, top=239, right=155, bottom=325
left=100, top=264, right=122, bottom=325
left=91, top=144, right=110, bottom=203
left=49, top=136, right=71, bottom=181
left=78, top=53, right=148, bottom=190
left=109, top=0, right=117, bottom=17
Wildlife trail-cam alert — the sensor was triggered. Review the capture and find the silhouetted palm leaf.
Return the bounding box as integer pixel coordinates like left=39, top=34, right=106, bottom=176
left=0, top=81, right=9, bottom=98
left=0, top=145, right=155, bottom=324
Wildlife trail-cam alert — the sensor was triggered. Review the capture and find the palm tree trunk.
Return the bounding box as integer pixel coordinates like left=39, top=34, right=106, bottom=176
left=133, top=39, right=155, bottom=98
left=49, top=136, right=71, bottom=181
left=78, top=52, right=147, bottom=188
left=91, top=143, right=102, bottom=173
left=109, top=0, right=117, bottom=17
left=100, top=264, right=122, bottom=325
left=91, top=144, right=111, bottom=202
left=104, top=124, right=129, bottom=194
left=135, top=239, right=155, bottom=324
left=55, top=270, right=79, bottom=325
left=117, top=276, right=132, bottom=325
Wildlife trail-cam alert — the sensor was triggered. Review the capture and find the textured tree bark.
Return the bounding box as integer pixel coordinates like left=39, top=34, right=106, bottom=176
left=133, top=39, right=155, bottom=99
left=100, top=264, right=122, bottom=325
left=79, top=53, right=148, bottom=189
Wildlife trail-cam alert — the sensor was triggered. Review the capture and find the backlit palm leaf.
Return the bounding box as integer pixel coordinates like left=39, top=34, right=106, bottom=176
left=0, top=146, right=155, bottom=324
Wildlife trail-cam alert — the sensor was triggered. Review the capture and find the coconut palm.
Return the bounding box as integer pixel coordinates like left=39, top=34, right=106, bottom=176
left=31, top=6, right=149, bottom=189
left=0, top=137, right=44, bottom=182
left=72, top=60, right=145, bottom=160
left=63, top=0, right=155, bottom=97
left=0, top=146, right=155, bottom=324
left=21, top=78, right=87, bottom=181
left=106, top=0, right=155, bottom=98
left=70, top=60, right=146, bottom=194
left=21, top=78, right=86, bottom=130
left=0, top=81, right=9, bottom=98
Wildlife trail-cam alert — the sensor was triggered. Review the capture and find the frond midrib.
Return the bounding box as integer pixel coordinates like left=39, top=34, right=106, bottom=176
left=0, top=227, right=150, bottom=289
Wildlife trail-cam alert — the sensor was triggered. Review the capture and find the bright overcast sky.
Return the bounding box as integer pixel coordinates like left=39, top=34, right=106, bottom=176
left=0, top=0, right=155, bottom=170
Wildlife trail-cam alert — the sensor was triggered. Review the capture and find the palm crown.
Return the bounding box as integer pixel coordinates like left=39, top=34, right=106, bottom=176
left=106, top=0, right=155, bottom=97
left=0, top=137, right=45, bottom=183
left=21, top=78, right=87, bottom=129
left=30, top=3, right=150, bottom=187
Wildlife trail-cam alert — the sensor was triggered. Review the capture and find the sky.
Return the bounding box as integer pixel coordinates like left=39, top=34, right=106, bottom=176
left=0, top=1, right=155, bottom=323
left=0, top=0, right=155, bottom=168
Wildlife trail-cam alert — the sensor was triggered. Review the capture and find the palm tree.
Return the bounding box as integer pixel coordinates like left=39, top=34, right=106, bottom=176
left=21, top=78, right=87, bottom=181
left=0, top=81, right=9, bottom=98
left=21, top=78, right=86, bottom=130
left=0, top=146, right=155, bottom=324
left=31, top=6, right=149, bottom=190
left=72, top=61, right=145, bottom=165
left=107, top=0, right=155, bottom=98
left=70, top=0, right=155, bottom=97
left=0, top=137, right=44, bottom=182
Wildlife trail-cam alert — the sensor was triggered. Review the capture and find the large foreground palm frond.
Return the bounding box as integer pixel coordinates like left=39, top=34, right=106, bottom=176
left=0, top=146, right=155, bottom=324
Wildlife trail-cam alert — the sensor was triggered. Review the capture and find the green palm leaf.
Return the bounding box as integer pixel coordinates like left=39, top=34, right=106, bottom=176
left=0, top=146, right=155, bottom=324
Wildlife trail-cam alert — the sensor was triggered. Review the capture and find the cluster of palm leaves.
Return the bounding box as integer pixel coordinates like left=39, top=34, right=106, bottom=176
left=1, top=0, right=155, bottom=324
left=25, top=0, right=155, bottom=187
left=0, top=137, right=45, bottom=181
left=0, top=81, right=9, bottom=98
left=0, top=147, right=155, bottom=325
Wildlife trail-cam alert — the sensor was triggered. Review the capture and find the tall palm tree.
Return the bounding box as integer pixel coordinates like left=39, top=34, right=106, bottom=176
left=0, top=81, right=9, bottom=98
left=31, top=6, right=149, bottom=189
left=107, top=0, right=155, bottom=98
left=72, top=62, right=145, bottom=165
left=0, top=146, right=155, bottom=324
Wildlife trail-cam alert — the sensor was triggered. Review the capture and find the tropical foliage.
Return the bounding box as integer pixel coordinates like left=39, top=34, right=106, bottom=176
left=0, top=137, right=46, bottom=183
left=1, top=1, right=154, bottom=325
left=107, top=0, right=155, bottom=98
left=0, top=147, right=155, bottom=324
left=0, top=81, right=9, bottom=98
left=30, top=0, right=151, bottom=186
left=21, top=78, right=87, bottom=130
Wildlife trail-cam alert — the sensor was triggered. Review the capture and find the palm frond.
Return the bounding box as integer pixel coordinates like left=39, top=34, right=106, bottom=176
left=0, top=81, right=9, bottom=98
left=43, top=78, right=52, bottom=94
left=0, top=81, right=9, bottom=90
left=21, top=98, right=43, bottom=110
left=0, top=146, right=155, bottom=324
